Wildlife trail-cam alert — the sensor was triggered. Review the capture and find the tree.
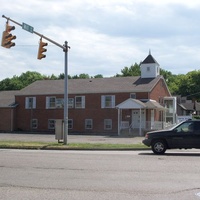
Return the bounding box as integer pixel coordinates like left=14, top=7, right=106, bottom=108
left=58, top=73, right=65, bottom=79
left=93, top=74, right=103, bottom=78
left=116, top=63, right=141, bottom=77
left=160, top=68, right=173, bottom=81
left=178, top=70, right=200, bottom=100
left=0, top=71, right=45, bottom=91
left=18, top=71, right=44, bottom=86
left=0, top=77, right=23, bottom=90
left=49, top=74, right=58, bottom=80
left=79, top=73, right=90, bottom=79
left=71, top=74, right=90, bottom=79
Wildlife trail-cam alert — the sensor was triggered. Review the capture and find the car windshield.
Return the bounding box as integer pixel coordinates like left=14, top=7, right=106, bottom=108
left=165, top=121, right=184, bottom=130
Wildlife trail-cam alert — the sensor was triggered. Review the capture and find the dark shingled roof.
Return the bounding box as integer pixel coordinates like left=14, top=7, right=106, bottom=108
left=17, top=76, right=164, bottom=96
left=141, top=54, right=159, bottom=65
left=179, top=101, right=200, bottom=111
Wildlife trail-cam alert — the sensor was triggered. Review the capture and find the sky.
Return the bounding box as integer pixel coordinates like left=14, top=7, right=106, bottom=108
left=1, top=0, right=200, bottom=81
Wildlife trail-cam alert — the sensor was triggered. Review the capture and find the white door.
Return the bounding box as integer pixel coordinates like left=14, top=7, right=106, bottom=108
left=132, top=110, right=145, bottom=129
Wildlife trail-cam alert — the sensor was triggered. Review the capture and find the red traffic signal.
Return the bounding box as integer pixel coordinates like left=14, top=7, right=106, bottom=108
left=1, top=22, right=16, bottom=48
left=37, top=38, right=48, bottom=60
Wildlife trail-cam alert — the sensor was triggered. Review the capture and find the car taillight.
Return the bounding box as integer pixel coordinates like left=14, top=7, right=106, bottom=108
left=145, top=134, right=149, bottom=139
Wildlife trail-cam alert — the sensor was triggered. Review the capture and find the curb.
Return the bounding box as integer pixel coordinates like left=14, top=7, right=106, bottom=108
left=0, top=146, right=151, bottom=151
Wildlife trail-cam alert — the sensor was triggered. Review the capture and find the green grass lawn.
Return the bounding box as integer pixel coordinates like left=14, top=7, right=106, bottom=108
left=0, top=140, right=148, bottom=150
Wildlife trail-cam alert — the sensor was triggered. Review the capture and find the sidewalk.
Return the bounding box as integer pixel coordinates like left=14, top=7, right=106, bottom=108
left=0, top=133, right=144, bottom=144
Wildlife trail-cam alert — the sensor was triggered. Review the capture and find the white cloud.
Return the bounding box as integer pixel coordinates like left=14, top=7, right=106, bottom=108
left=0, top=0, right=200, bottom=80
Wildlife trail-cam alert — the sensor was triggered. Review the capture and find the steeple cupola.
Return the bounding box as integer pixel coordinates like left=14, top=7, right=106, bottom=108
left=140, top=51, right=160, bottom=78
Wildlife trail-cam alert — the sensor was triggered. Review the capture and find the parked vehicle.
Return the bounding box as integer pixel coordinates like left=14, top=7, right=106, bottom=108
left=142, top=120, right=200, bottom=154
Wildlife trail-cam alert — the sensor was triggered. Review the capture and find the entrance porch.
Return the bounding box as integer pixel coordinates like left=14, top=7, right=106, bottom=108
left=116, top=98, right=166, bottom=136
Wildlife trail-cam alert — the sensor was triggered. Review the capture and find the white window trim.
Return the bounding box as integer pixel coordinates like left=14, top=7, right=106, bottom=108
left=75, top=96, right=85, bottom=109
left=104, top=119, right=112, bottom=130
left=101, top=95, right=115, bottom=108
left=130, top=93, right=136, bottom=99
left=85, top=119, right=93, bottom=129
left=31, top=119, right=38, bottom=129
left=48, top=119, right=55, bottom=129
left=46, top=96, right=56, bottom=109
left=68, top=119, right=73, bottom=129
left=56, top=98, right=64, bottom=108
left=25, top=97, right=36, bottom=109
left=68, top=98, right=74, bottom=108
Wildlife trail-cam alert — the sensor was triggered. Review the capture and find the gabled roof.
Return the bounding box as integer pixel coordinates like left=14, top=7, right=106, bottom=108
left=179, top=101, right=200, bottom=111
left=116, top=98, right=146, bottom=109
left=144, top=99, right=166, bottom=110
left=0, top=90, right=20, bottom=107
left=116, top=98, right=165, bottom=110
left=141, top=54, right=159, bottom=65
left=16, top=76, right=165, bottom=96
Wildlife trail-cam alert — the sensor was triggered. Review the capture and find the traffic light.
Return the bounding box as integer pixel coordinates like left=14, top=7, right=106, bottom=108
left=37, top=38, right=48, bottom=60
left=1, top=22, right=16, bottom=48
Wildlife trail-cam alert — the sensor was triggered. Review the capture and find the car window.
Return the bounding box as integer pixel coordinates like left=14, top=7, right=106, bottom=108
left=175, top=121, right=194, bottom=133
left=194, top=122, right=200, bottom=133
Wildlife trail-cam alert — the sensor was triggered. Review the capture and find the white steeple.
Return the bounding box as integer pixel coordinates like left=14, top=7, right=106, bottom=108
left=140, top=51, right=160, bottom=78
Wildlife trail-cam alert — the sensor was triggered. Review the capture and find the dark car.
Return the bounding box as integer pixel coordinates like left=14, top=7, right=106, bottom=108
left=142, top=120, right=200, bottom=154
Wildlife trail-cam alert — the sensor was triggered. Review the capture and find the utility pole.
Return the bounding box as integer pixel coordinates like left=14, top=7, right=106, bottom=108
left=63, top=41, right=69, bottom=144
left=1, top=15, right=70, bottom=144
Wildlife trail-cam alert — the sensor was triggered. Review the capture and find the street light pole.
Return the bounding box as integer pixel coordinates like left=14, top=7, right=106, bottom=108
left=63, top=41, right=69, bottom=145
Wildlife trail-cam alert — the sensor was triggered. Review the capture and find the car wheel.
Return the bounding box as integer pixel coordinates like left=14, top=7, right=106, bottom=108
left=151, top=140, right=167, bottom=155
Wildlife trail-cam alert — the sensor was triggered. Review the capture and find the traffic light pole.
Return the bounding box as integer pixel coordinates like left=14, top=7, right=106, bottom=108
left=63, top=41, right=68, bottom=145
left=2, top=15, right=70, bottom=144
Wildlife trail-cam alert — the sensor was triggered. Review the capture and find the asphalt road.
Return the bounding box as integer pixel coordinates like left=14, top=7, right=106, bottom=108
left=1, top=149, right=200, bottom=200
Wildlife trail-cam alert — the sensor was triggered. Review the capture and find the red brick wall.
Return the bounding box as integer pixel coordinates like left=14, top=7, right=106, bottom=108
left=150, top=79, right=171, bottom=101
left=14, top=79, right=171, bottom=134
left=149, top=79, right=171, bottom=121
left=16, top=93, right=146, bottom=133
left=15, top=95, right=63, bottom=132
left=0, top=108, right=16, bottom=131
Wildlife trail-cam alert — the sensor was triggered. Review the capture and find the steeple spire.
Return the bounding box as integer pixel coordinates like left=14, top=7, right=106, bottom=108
left=149, top=49, right=151, bottom=55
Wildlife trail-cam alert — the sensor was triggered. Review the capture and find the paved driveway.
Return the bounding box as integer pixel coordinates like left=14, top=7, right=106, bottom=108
left=0, top=133, right=144, bottom=144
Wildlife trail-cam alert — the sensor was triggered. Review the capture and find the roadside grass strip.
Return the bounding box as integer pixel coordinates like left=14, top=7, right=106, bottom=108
left=0, top=140, right=148, bottom=150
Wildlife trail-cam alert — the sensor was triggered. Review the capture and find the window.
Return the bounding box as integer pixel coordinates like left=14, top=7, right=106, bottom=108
left=46, top=97, right=77, bottom=109
left=46, top=97, right=56, bottom=108
left=101, top=95, right=115, bottom=108
left=68, top=98, right=74, bottom=108
left=104, top=119, right=112, bottom=130
left=85, top=119, right=93, bottom=129
left=147, top=66, right=150, bottom=71
left=68, top=119, right=73, bottom=129
left=56, top=98, right=64, bottom=108
left=75, top=96, right=85, bottom=108
left=31, top=119, right=38, bottom=129
left=130, top=93, right=136, bottom=99
left=48, top=119, right=55, bottom=129
left=195, top=122, right=200, bottom=132
left=157, top=66, right=159, bottom=73
left=25, top=97, right=36, bottom=109
left=175, top=121, right=194, bottom=133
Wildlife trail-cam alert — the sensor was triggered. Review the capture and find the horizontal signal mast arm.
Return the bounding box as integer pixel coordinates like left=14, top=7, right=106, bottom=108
left=2, top=14, right=68, bottom=51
